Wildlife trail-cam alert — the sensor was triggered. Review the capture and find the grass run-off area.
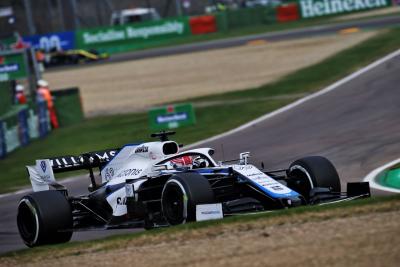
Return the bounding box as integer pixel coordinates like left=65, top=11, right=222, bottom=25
left=2, top=194, right=400, bottom=261
left=0, top=28, right=399, bottom=193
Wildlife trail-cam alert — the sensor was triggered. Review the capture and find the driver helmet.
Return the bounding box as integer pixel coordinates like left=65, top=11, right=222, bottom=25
left=170, top=156, right=193, bottom=168
left=193, top=157, right=209, bottom=169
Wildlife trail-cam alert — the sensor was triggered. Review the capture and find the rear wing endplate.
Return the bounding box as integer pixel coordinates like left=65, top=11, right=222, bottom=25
left=26, top=159, right=66, bottom=192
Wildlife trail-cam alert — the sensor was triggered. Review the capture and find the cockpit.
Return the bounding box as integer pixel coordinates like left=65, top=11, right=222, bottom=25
left=158, top=152, right=215, bottom=170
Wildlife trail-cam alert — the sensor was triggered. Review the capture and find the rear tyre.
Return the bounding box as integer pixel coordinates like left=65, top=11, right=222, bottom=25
left=161, top=173, right=215, bottom=225
left=17, top=191, right=73, bottom=247
left=287, top=156, right=341, bottom=199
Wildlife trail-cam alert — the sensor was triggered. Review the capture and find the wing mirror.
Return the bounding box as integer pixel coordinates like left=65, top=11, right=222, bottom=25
left=239, top=152, right=250, bottom=165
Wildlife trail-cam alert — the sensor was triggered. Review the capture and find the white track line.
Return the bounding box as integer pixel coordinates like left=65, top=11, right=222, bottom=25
left=363, top=158, right=400, bottom=193
left=187, top=48, right=400, bottom=149
left=2, top=49, right=400, bottom=199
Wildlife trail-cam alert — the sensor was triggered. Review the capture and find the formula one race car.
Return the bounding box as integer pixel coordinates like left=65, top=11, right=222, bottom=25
left=43, top=49, right=109, bottom=67
left=17, top=131, right=370, bottom=247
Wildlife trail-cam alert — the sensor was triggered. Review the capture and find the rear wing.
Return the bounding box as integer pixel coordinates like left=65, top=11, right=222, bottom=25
left=26, top=148, right=119, bottom=192
left=48, top=148, right=119, bottom=173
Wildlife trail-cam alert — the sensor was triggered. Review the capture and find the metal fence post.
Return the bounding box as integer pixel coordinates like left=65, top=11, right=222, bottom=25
left=23, top=0, right=36, bottom=35
left=70, top=0, right=80, bottom=29
left=175, top=0, right=183, bottom=16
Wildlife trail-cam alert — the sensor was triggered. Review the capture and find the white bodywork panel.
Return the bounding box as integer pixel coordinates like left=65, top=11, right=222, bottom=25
left=106, top=179, right=147, bottom=216
left=27, top=139, right=217, bottom=217
left=232, top=164, right=298, bottom=198
left=100, top=141, right=176, bottom=185
left=101, top=141, right=217, bottom=216
left=101, top=143, right=217, bottom=185
left=233, top=165, right=291, bottom=194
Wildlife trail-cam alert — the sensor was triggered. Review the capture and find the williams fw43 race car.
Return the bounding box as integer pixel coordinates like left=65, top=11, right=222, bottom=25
left=17, top=131, right=370, bottom=247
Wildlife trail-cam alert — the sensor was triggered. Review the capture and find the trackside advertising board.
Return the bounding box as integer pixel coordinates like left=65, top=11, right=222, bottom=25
left=23, top=31, right=75, bottom=52
left=0, top=104, right=50, bottom=159
left=0, top=52, right=28, bottom=82
left=76, top=18, right=190, bottom=54
left=298, top=0, right=390, bottom=18
left=149, top=103, right=196, bottom=130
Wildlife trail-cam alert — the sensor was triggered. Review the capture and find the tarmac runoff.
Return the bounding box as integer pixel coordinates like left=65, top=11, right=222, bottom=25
left=364, top=158, right=400, bottom=193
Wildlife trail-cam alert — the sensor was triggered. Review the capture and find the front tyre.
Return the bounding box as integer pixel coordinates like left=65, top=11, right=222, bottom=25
left=17, top=191, right=73, bottom=247
left=287, top=156, right=341, bottom=199
left=161, top=173, right=215, bottom=225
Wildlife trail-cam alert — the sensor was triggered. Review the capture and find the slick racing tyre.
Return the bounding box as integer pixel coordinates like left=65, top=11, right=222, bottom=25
left=161, top=173, right=215, bottom=225
left=17, top=190, right=73, bottom=247
left=287, top=156, right=341, bottom=199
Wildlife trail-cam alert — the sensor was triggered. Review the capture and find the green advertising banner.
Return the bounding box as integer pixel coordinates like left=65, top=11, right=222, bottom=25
left=76, top=18, right=191, bottom=54
left=298, top=0, right=390, bottom=18
left=149, top=103, right=196, bottom=130
left=0, top=51, right=28, bottom=82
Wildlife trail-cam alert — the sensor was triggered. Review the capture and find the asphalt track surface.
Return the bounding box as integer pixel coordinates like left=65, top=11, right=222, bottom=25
left=1, top=24, right=400, bottom=255
left=49, top=15, right=400, bottom=72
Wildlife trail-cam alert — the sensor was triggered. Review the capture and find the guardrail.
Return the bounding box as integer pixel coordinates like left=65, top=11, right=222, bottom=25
left=21, top=7, right=277, bottom=55
left=0, top=103, right=50, bottom=159
left=19, top=2, right=394, bottom=55
left=0, top=87, right=83, bottom=159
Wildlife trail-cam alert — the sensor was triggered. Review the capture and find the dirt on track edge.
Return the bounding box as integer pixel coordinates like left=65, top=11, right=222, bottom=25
left=2, top=198, right=400, bottom=267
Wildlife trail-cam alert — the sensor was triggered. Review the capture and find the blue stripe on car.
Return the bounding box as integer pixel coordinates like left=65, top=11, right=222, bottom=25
left=194, top=168, right=230, bottom=175
left=240, top=174, right=300, bottom=199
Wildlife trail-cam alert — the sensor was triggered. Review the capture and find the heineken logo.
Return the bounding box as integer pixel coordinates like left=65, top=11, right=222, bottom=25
left=0, top=63, right=19, bottom=74
left=156, top=112, right=188, bottom=124
left=299, top=0, right=389, bottom=18
left=149, top=103, right=196, bottom=130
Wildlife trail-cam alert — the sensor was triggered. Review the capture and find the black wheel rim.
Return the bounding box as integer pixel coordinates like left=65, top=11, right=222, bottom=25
left=163, top=184, right=185, bottom=225
left=288, top=168, right=313, bottom=200
left=17, top=201, right=37, bottom=245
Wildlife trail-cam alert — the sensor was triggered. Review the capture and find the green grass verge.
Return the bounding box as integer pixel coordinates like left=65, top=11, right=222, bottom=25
left=0, top=28, right=400, bottom=193
left=2, top=194, right=400, bottom=259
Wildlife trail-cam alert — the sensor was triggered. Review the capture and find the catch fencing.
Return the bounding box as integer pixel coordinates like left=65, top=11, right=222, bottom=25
left=19, top=2, right=394, bottom=55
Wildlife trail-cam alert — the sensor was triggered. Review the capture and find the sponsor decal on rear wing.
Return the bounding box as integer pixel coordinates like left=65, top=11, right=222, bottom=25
left=49, top=149, right=119, bottom=172
left=26, top=159, right=69, bottom=192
